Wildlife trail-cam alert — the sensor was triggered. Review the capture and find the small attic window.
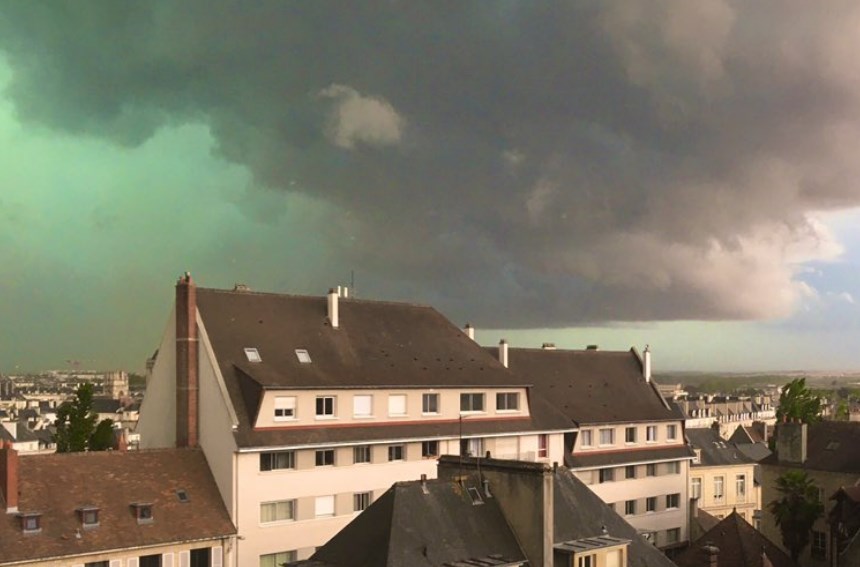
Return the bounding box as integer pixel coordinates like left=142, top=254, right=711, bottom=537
left=467, top=487, right=484, bottom=505
left=77, top=506, right=99, bottom=528
left=244, top=347, right=262, bottom=363
left=295, top=349, right=312, bottom=364
left=826, top=441, right=840, bottom=451
left=19, top=513, right=41, bottom=534
left=176, top=489, right=189, bottom=503
left=132, top=503, right=154, bottom=524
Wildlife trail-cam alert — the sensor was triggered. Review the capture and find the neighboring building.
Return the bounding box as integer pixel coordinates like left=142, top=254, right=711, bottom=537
left=686, top=426, right=761, bottom=526
left=672, top=394, right=776, bottom=437
left=491, top=344, right=693, bottom=550
left=0, top=443, right=236, bottom=566
left=674, top=510, right=797, bottom=567
left=103, top=370, right=129, bottom=399
left=761, top=421, right=860, bottom=566
left=829, top=485, right=860, bottom=566
left=290, top=456, right=676, bottom=567
left=0, top=421, right=41, bottom=453
left=137, top=276, right=576, bottom=565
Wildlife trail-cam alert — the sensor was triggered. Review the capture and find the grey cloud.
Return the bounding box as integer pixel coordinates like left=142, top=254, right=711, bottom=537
left=1, top=1, right=859, bottom=327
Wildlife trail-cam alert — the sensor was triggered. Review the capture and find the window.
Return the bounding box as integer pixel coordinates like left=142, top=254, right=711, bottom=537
left=580, top=429, right=593, bottom=447
left=190, top=548, right=210, bottom=567
left=538, top=434, right=548, bottom=458
left=260, top=450, right=295, bottom=471
left=354, top=492, right=371, bottom=512
left=315, top=449, right=335, bottom=466
left=625, top=427, right=637, bottom=443
left=132, top=503, right=153, bottom=524
left=691, top=477, right=702, bottom=499
left=625, top=465, right=636, bottom=479
left=646, top=496, right=657, bottom=512
left=139, top=555, right=162, bottom=567
left=77, top=507, right=99, bottom=528
left=812, top=530, right=826, bottom=559
left=353, top=445, right=371, bottom=464
left=646, top=425, right=657, bottom=442
left=736, top=474, right=747, bottom=501
left=353, top=395, right=373, bottom=417
left=260, top=551, right=297, bottom=567
left=667, top=424, right=677, bottom=440
left=388, top=444, right=405, bottom=461
left=714, top=476, right=724, bottom=502
left=388, top=394, right=407, bottom=416
left=817, top=486, right=826, bottom=504
left=422, top=393, right=439, bottom=414
left=460, top=438, right=484, bottom=457
left=274, top=396, right=296, bottom=421
left=20, top=513, right=41, bottom=533
left=599, top=428, right=615, bottom=446
left=646, top=463, right=656, bottom=477
left=666, top=493, right=680, bottom=509
left=315, top=396, right=335, bottom=418
left=315, top=495, right=335, bottom=518
left=578, top=555, right=595, bottom=567
left=667, top=461, right=680, bottom=474
left=599, top=468, right=615, bottom=483
left=625, top=500, right=636, bottom=516
left=666, top=528, right=680, bottom=544
left=693, top=449, right=701, bottom=464
left=260, top=500, right=295, bottom=523
left=85, top=562, right=109, bottom=567
left=422, top=440, right=439, bottom=458
left=295, top=348, right=311, bottom=363
left=244, top=347, right=262, bottom=362
left=496, top=392, right=520, bottom=411
left=460, top=393, right=485, bottom=412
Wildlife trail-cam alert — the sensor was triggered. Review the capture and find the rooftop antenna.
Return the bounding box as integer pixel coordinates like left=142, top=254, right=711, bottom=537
left=350, top=270, right=355, bottom=297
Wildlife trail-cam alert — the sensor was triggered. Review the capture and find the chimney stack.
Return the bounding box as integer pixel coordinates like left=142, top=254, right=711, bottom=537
left=703, top=544, right=719, bottom=567
left=498, top=339, right=509, bottom=368
left=541, top=343, right=556, bottom=350
left=643, top=345, right=652, bottom=383
left=776, top=421, right=808, bottom=465
left=464, top=323, right=475, bottom=341
left=0, top=441, right=18, bottom=513
left=327, top=288, right=339, bottom=329
left=113, top=428, right=128, bottom=452
left=175, top=272, right=199, bottom=448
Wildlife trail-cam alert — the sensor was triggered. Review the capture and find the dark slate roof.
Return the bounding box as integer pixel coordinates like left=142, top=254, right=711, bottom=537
left=488, top=347, right=676, bottom=425
left=18, top=408, right=38, bottom=420
left=565, top=445, right=694, bottom=469
left=674, top=511, right=797, bottom=567
left=692, top=508, right=721, bottom=535
left=762, top=421, right=860, bottom=473
left=735, top=442, right=772, bottom=463
left=195, top=288, right=575, bottom=448
left=303, top=478, right=527, bottom=567
left=687, top=428, right=757, bottom=467
left=0, top=448, right=235, bottom=564
left=14, top=423, right=38, bottom=442
left=91, top=397, right=123, bottom=414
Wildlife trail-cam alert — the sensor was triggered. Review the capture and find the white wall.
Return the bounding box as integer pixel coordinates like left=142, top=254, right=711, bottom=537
left=136, top=307, right=177, bottom=449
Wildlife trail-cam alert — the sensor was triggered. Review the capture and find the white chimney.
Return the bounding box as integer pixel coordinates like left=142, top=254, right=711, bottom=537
left=342, top=286, right=349, bottom=298
left=327, top=288, right=339, bottom=329
left=464, top=323, right=475, bottom=340
left=541, top=342, right=556, bottom=350
left=499, top=339, right=509, bottom=368
left=643, top=345, right=651, bottom=383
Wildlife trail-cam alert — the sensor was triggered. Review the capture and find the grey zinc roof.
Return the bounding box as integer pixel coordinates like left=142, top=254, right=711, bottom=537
left=686, top=428, right=757, bottom=467
left=489, top=347, right=677, bottom=425
left=195, top=288, right=574, bottom=448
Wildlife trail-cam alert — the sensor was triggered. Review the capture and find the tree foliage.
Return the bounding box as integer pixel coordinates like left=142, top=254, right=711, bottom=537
left=768, top=470, right=824, bottom=561
left=776, top=378, right=822, bottom=423
left=54, top=383, right=115, bottom=452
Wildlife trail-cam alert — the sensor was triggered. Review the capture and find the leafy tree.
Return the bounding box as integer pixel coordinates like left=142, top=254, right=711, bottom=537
left=769, top=470, right=824, bottom=561
left=776, top=378, right=822, bottom=423
left=54, top=383, right=115, bottom=452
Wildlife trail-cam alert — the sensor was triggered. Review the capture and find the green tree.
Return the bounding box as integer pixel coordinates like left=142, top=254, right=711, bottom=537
left=776, top=378, right=822, bottom=423
left=54, top=383, right=115, bottom=452
left=769, top=470, right=824, bottom=561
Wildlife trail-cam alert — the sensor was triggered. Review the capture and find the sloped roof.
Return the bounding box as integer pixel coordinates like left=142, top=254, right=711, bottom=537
left=91, top=398, right=123, bottom=414
left=195, top=287, right=574, bottom=448
left=0, top=448, right=235, bottom=564
left=674, top=510, right=797, bottom=567
left=488, top=347, right=676, bottom=425
left=687, top=427, right=757, bottom=467
left=305, top=478, right=526, bottom=567
left=763, top=421, right=860, bottom=473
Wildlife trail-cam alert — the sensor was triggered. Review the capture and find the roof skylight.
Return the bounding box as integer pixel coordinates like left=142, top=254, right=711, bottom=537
left=295, top=349, right=312, bottom=364
left=244, top=347, right=262, bottom=363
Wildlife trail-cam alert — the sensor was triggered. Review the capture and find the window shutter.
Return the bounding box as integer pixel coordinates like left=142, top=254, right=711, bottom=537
left=178, top=550, right=190, bottom=567
left=162, top=553, right=174, bottom=567
left=127, top=559, right=139, bottom=567
left=212, top=545, right=223, bottom=567
left=109, top=560, right=122, bottom=567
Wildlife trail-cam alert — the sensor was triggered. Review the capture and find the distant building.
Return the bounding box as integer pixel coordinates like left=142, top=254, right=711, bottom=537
left=103, top=370, right=129, bottom=399
left=672, top=394, right=776, bottom=437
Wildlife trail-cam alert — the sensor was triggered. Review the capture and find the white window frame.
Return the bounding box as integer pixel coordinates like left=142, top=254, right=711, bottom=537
left=599, top=428, right=615, bottom=446
left=244, top=347, right=262, bottom=362
left=353, top=395, right=373, bottom=418
left=460, top=392, right=485, bottom=413
left=624, top=499, right=636, bottom=516
left=274, top=396, right=296, bottom=421
left=315, top=449, right=335, bottom=467
left=260, top=450, right=295, bottom=471
left=422, top=440, right=439, bottom=458
left=388, top=444, right=405, bottom=461
left=353, top=492, right=371, bottom=512
left=388, top=394, right=407, bottom=417
left=714, top=476, right=725, bottom=502
left=666, top=493, right=680, bottom=509
left=260, top=499, right=296, bottom=524
left=315, top=396, right=336, bottom=419
left=646, top=425, right=657, bottom=442
left=625, top=426, right=637, bottom=444
left=646, top=496, right=657, bottom=513
left=422, top=393, right=439, bottom=414
left=691, top=477, right=702, bottom=500
left=496, top=392, right=520, bottom=412
left=314, top=495, right=335, bottom=518
left=666, top=424, right=677, bottom=441
left=260, top=551, right=298, bottom=567
left=580, top=429, right=593, bottom=448
left=353, top=445, right=371, bottom=464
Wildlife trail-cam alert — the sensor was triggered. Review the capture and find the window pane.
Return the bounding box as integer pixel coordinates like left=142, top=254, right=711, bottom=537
left=353, top=445, right=371, bottom=464
left=422, top=393, right=439, bottom=413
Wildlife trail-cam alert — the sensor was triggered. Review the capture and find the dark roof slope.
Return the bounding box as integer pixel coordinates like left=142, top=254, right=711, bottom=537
left=0, top=448, right=235, bottom=564
left=763, top=421, right=860, bottom=473
left=674, top=511, right=796, bottom=567
left=307, top=478, right=526, bottom=567
left=489, top=347, right=676, bottom=425
left=196, top=288, right=574, bottom=447
left=687, top=428, right=757, bottom=467
left=91, top=398, right=123, bottom=414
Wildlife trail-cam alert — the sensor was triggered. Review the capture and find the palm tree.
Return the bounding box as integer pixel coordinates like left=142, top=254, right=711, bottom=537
left=768, top=470, right=824, bottom=561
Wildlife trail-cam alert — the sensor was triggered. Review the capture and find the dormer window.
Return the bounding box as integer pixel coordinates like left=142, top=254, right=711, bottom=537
left=244, top=347, right=262, bottom=362
left=19, top=513, right=41, bottom=534
left=132, top=503, right=153, bottom=524
left=77, top=506, right=99, bottom=529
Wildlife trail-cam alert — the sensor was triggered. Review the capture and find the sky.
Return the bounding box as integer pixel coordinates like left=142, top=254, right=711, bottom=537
left=3, top=2, right=860, bottom=373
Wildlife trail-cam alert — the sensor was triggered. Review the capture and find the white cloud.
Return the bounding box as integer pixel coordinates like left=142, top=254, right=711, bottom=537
left=319, top=84, right=403, bottom=150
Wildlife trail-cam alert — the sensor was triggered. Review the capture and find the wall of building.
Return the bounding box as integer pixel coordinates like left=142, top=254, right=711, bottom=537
left=14, top=540, right=230, bottom=567
left=689, top=463, right=759, bottom=522
left=136, top=307, right=177, bottom=449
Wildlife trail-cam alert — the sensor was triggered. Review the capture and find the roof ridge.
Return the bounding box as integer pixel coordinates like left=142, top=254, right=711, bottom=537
left=197, top=286, right=437, bottom=310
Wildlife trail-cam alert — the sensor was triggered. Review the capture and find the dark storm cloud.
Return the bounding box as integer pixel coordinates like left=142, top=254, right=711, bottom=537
left=1, top=0, right=858, bottom=327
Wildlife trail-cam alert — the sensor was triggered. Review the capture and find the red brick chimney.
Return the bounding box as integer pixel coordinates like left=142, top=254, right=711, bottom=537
left=175, top=272, right=199, bottom=448
left=113, top=428, right=128, bottom=452
left=0, top=441, right=19, bottom=513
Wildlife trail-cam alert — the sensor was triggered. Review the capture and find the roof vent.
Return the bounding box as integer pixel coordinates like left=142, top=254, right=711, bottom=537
left=541, top=342, right=556, bottom=350
left=232, top=283, right=251, bottom=292
left=176, top=490, right=189, bottom=503
left=586, top=344, right=599, bottom=351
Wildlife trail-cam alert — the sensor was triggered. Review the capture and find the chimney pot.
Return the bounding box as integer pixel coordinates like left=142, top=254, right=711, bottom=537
left=327, top=288, right=339, bottom=329
left=643, top=345, right=652, bottom=383
left=498, top=339, right=509, bottom=368
left=586, top=344, right=599, bottom=351
left=541, top=342, right=556, bottom=350
left=464, top=323, right=475, bottom=341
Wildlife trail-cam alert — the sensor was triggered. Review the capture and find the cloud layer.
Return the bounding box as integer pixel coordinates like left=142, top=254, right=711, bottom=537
left=2, top=1, right=859, bottom=327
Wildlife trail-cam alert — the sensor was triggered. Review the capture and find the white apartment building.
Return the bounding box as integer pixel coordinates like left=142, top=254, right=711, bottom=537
left=494, top=345, right=694, bottom=550
left=137, top=276, right=576, bottom=566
